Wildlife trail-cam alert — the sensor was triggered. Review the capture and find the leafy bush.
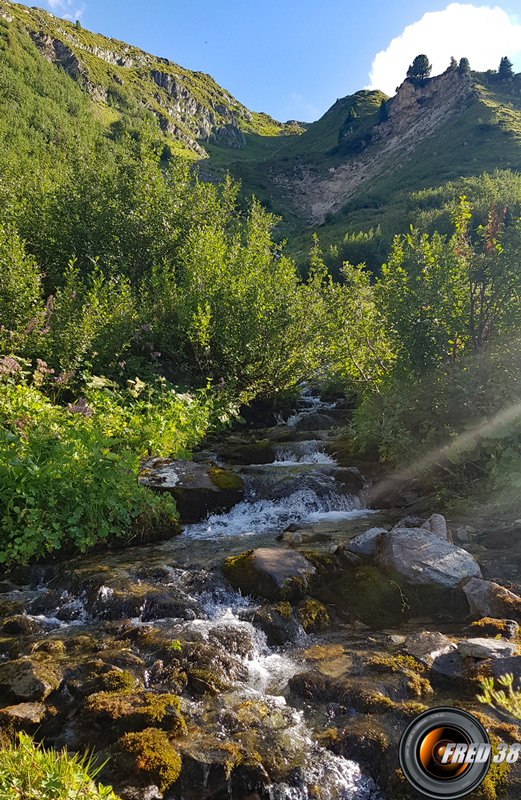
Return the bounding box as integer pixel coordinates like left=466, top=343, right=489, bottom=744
left=0, top=370, right=212, bottom=565
left=0, top=732, right=118, bottom=799
left=0, top=225, right=43, bottom=355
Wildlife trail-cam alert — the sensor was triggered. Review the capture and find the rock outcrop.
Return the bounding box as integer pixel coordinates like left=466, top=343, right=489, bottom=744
left=376, top=526, right=481, bottom=589
left=139, top=459, right=243, bottom=523
left=222, top=547, right=316, bottom=601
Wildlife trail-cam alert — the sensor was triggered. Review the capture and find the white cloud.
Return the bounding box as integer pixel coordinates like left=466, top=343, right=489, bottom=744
left=368, top=4, right=521, bottom=96
left=45, top=0, right=85, bottom=21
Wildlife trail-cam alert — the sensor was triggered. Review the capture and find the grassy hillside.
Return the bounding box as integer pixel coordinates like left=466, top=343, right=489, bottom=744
left=0, top=0, right=303, bottom=159
left=3, top=0, right=521, bottom=274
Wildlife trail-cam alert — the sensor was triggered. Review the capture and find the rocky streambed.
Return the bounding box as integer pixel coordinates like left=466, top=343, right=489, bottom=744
left=2, top=389, right=521, bottom=799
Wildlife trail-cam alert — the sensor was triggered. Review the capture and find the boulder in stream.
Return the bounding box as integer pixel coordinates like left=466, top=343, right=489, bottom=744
left=462, top=577, right=521, bottom=621
left=457, top=637, right=518, bottom=660
left=222, top=547, right=316, bottom=601
left=139, top=459, right=243, bottom=522
left=0, top=656, right=63, bottom=702
left=377, top=527, right=481, bottom=589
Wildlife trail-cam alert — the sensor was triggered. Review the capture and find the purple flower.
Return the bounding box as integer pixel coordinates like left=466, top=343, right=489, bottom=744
left=67, top=397, right=93, bottom=418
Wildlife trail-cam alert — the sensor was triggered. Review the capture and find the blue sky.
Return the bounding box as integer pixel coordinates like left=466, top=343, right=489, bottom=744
left=38, top=1, right=521, bottom=122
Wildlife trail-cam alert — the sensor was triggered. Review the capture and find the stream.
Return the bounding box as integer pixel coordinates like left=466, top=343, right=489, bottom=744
left=2, top=386, right=512, bottom=799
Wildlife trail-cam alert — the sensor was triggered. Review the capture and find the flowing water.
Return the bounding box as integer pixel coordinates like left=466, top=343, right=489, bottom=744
left=0, top=386, right=387, bottom=799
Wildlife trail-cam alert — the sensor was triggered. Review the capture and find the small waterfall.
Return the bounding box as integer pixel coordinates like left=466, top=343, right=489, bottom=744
left=275, top=440, right=335, bottom=466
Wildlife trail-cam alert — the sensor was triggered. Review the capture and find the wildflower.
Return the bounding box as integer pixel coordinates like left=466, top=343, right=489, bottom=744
left=67, top=398, right=93, bottom=418
left=0, top=356, right=21, bottom=376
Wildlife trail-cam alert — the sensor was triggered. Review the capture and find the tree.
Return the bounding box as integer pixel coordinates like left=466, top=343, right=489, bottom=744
left=407, top=54, right=432, bottom=83
left=498, top=56, right=514, bottom=80
left=458, top=57, right=470, bottom=76
left=449, top=56, right=458, bottom=70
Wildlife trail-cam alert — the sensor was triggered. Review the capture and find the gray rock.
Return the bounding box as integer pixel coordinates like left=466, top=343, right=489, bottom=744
left=292, top=413, right=334, bottom=432
left=458, top=638, right=518, bottom=660
left=345, top=528, right=387, bottom=558
left=377, top=528, right=481, bottom=588
left=222, top=548, right=316, bottom=601
left=0, top=702, right=47, bottom=725
left=462, top=577, right=521, bottom=621
left=390, top=515, right=423, bottom=531
left=0, top=657, right=63, bottom=702
left=405, top=631, right=457, bottom=665
left=489, top=656, right=521, bottom=682
left=405, top=631, right=463, bottom=678
left=283, top=529, right=332, bottom=546
left=421, top=513, right=450, bottom=542
left=139, top=458, right=243, bottom=522
left=454, top=526, right=471, bottom=545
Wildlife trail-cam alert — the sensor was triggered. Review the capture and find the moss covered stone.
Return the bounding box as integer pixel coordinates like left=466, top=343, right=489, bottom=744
left=208, top=467, right=243, bottom=491
left=119, top=727, right=181, bottom=790
left=222, top=548, right=315, bottom=601
left=85, top=691, right=186, bottom=741
left=99, top=669, right=136, bottom=693
left=297, top=599, right=330, bottom=632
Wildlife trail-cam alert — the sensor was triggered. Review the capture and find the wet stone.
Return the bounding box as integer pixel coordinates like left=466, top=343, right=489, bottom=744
left=0, top=656, right=63, bottom=702
left=0, top=702, right=47, bottom=726
left=458, top=638, right=518, bottom=660
left=252, top=604, right=302, bottom=646
left=222, top=548, right=316, bottom=601
left=2, top=615, right=40, bottom=635
left=141, top=592, right=199, bottom=622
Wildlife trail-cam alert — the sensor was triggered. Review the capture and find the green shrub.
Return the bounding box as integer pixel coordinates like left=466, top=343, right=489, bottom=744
left=0, top=732, right=118, bottom=799
left=0, top=225, right=43, bottom=355
left=0, top=372, right=212, bottom=565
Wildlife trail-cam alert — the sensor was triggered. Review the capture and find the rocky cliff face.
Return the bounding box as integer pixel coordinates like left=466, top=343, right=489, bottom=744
left=273, top=69, right=472, bottom=224
left=1, top=0, right=298, bottom=156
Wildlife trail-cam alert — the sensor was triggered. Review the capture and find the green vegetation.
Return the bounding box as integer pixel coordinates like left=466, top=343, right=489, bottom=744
left=1, top=0, right=521, bottom=558
left=0, top=28, right=328, bottom=566
left=478, top=674, right=521, bottom=719
left=407, top=54, right=432, bottom=83
left=119, top=728, right=181, bottom=790
left=0, top=732, right=118, bottom=799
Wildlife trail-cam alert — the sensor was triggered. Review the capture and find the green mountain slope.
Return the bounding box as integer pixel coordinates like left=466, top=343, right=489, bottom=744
left=3, top=0, right=521, bottom=273
left=0, top=0, right=303, bottom=159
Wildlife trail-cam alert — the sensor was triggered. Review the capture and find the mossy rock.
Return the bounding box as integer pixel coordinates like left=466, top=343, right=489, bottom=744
left=99, top=669, right=137, bottom=693
left=208, top=467, right=243, bottom=490
left=467, top=617, right=519, bottom=640
left=317, top=721, right=393, bottom=790
left=118, top=727, right=181, bottom=791
left=252, top=602, right=301, bottom=646
left=0, top=656, right=63, bottom=703
left=85, top=691, right=186, bottom=742
left=139, top=459, right=244, bottom=522
left=219, top=439, right=276, bottom=465
left=222, top=548, right=315, bottom=601
left=316, top=564, right=409, bottom=626
left=297, top=598, right=330, bottom=632
left=289, top=671, right=397, bottom=712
